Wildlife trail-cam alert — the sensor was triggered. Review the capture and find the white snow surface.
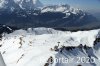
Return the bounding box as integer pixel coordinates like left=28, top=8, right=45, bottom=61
left=41, top=4, right=83, bottom=17
left=0, top=28, right=100, bottom=66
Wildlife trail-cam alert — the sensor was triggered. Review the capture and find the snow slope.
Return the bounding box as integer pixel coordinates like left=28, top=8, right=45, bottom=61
left=41, top=4, right=83, bottom=17
left=0, top=53, right=6, bottom=66
left=0, top=28, right=100, bottom=66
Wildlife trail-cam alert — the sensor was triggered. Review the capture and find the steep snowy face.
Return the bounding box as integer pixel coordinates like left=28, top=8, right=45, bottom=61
left=33, top=0, right=43, bottom=7
left=41, top=4, right=83, bottom=16
left=0, top=0, right=43, bottom=11
left=0, top=0, right=20, bottom=10
left=41, top=4, right=70, bottom=13
left=14, top=0, right=43, bottom=10
left=0, top=28, right=100, bottom=66
left=0, top=0, right=6, bottom=9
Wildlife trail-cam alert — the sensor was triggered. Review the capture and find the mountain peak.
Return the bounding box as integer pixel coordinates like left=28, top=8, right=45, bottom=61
left=33, top=0, right=43, bottom=7
left=0, top=0, right=43, bottom=11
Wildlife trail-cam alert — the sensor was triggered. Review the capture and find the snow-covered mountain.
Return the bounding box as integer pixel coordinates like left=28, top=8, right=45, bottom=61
left=0, top=0, right=98, bottom=29
left=0, top=5, right=98, bottom=29
left=0, top=0, right=43, bottom=11
left=0, top=28, right=100, bottom=66
left=41, top=4, right=83, bottom=15
left=0, top=1, right=100, bottom=66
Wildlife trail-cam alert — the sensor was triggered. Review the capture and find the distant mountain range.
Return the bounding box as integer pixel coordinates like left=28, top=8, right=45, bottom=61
left=0, top=0, right=99, bottom=30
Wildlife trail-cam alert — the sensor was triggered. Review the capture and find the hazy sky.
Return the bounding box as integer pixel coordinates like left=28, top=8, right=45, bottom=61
left=40, top=0, right=100, bottom=13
